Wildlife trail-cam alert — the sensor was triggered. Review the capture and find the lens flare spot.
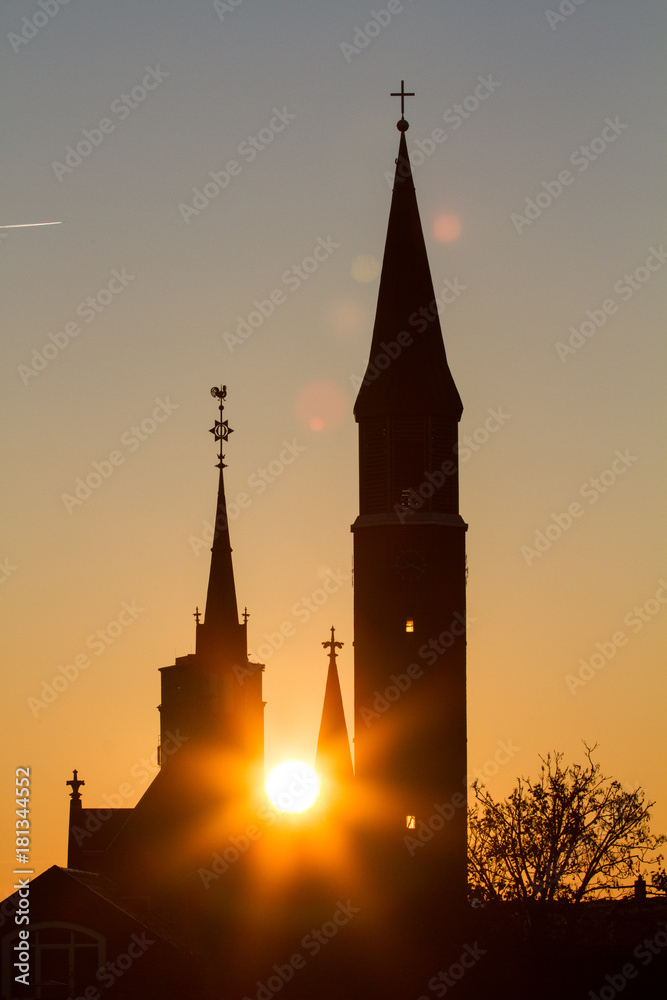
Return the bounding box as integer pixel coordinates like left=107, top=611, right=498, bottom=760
left=327, top=298, right=366, bottom=340
left=295, top=380, right=346, bottom=432
left=351, top=254, right=380, bottom=283
left=433, top=214, right=461, bottom=243
left=265, top=760, right=321, bottom=813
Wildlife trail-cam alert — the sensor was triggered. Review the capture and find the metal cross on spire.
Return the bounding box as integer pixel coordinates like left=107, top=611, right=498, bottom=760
left=391, top=80, right=415, bottom=125
left=322, top=625, right=343, bottom=662
left=209, top=385, right=233, bottom=469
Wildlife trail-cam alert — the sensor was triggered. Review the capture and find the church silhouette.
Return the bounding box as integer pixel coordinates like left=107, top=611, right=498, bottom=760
left=2, top=94, right=475, bottom=1000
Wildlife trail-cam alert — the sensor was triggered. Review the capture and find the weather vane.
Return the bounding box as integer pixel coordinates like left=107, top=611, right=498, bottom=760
left=391, top=80, right=414, bottom=131
left=209, top=385, right=233, bottom=469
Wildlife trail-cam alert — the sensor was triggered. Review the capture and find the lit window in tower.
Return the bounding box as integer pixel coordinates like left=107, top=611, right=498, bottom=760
left=405, top=619, right=414, bottom=633
left=406, top=815, right=416, bottom=829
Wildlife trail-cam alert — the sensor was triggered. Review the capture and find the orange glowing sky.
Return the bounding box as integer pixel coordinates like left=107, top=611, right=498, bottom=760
left=1, top=1, right=666, bottom=901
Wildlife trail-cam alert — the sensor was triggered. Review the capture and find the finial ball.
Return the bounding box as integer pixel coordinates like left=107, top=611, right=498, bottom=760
left=397, top=118, right=409, bottom=132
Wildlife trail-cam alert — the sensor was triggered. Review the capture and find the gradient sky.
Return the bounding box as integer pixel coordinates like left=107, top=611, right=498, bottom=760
left=1, top=0, right=666, bottom=900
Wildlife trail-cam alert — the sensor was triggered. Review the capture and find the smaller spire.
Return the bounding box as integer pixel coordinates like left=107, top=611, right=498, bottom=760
left=316, top=628, right=354, bottom=787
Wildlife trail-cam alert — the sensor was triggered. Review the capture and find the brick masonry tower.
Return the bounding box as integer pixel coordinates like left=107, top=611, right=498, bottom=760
left=352, top=92, right=468, bottom=916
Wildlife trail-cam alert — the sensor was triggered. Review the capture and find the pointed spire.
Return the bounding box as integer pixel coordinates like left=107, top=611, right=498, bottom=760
left=316, top=627, right=354, bottom=785
left=199, top=386, right=243, bottom=653
left=354, top=105, right=462, bottom=420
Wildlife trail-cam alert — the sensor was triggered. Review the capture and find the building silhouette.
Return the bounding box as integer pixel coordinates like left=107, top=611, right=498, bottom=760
left=352, top=110, right=467, bottom=922
left=1, top=104, right=471, bottom=1000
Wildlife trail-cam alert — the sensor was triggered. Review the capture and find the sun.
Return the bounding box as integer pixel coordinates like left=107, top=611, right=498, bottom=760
left=265, top=760, right=321, bottom=814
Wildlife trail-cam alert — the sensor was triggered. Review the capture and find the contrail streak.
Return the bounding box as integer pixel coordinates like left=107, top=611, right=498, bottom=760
left=0, top=221, right=63, bottom=228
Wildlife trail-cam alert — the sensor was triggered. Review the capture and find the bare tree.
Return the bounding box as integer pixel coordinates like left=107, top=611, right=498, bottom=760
left=468, top=745, right=664, bottom=904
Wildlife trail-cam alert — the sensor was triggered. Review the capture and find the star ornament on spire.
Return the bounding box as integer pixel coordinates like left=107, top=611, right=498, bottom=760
left=209, top=385, right=233, bottom=468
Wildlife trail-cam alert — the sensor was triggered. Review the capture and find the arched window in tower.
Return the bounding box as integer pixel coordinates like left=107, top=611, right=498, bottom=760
left=406, top=815, right=416, bottom=829
left=405, top=619, right=414, bottom=633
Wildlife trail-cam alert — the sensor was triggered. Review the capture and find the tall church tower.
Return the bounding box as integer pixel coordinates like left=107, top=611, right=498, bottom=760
left=65, top=388, right=266, bottom=910
left=352, top=94, right=468, bottom=910
left=158, top=386, right=264, bottom=774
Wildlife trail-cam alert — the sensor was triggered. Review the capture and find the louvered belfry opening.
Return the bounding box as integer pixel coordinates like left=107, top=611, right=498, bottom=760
left=360, top=413, right=458, bottom=516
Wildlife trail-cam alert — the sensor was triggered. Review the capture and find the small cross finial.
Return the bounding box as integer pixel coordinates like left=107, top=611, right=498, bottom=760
left=193, top=606, right=201, bottom=625
left=322, top=625, right=344, bottom=662
left=66, top=769, right=85, bottom=802
left=242, top=607, right=250, bottom=625
left=391, top=80, right=415, bottom=127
